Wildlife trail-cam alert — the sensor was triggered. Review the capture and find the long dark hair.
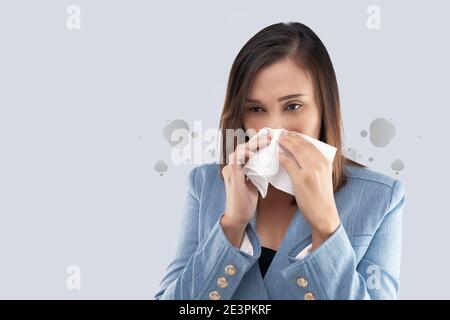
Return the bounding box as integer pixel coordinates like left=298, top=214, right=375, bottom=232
left=218, top=22, right=366, bottom=193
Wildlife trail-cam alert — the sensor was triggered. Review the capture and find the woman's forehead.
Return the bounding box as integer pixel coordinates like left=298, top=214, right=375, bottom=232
left=247, top=58, right=313, bottom=100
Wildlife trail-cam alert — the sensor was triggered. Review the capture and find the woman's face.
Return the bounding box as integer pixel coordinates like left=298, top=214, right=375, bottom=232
left=243, top=57, right=322, bottom=139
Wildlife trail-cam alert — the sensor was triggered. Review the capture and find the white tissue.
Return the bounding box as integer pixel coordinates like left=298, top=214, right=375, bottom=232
left=243, top=127, right=337, bottom=198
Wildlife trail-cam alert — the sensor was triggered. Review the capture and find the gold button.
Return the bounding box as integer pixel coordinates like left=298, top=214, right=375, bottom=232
left=225, top=264, right=237, bottom=276
left=209, top=290, right=221, bottom=300
left=304, top=292, right=315, bottom=300
left=217, top=277, right=228, bottom=288
left=296, top=277, right=308, bottom=288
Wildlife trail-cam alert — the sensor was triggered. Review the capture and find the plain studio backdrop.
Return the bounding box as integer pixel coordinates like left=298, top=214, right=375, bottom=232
left=0, top=0, right=448, bottom=299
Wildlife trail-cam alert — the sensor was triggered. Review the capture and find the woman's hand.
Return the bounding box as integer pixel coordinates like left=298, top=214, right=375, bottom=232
left=277, top=131, right=341, bottom=251
left=220, top=131, right=272, bottom=247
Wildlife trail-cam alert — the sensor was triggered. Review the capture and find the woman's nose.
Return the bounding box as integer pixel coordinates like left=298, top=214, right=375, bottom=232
left=265, top=115, right=286, bottom=130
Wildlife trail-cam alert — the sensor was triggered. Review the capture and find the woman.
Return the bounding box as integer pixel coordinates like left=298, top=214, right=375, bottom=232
left=154, top=22, right=406, bottom=300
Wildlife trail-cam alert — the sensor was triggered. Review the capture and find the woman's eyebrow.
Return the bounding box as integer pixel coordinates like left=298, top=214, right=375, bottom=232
left=246, top=93, right=307, bottom=104
left=278, top=93, right=307, bottom=102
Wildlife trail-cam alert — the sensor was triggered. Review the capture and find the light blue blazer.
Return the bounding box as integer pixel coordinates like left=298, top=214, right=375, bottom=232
left=154, top=162, right=406, bottom=300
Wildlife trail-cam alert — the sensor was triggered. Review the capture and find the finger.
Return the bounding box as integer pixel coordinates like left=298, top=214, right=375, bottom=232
left=246, top=131, right=272, bottom=152
left=278, top=152, right=301, bottom=179
left=228, top=130, right=272, bottom=169
left=229, top=148, right=254, bottom=165
left=229, top=148, right=255, bottom=166
left=281, top=130, right=319, bottom=157
left=232, top=133, right=271, bottom=165
left=278, top=133, right=311, bottom=169
left=292, top=133, right=323, bottom=163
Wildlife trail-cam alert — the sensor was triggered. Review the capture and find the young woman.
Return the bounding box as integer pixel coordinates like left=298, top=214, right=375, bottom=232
left=155, top=22, right=406, bottom=300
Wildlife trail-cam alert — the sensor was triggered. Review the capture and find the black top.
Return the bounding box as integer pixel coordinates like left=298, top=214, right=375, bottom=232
left=258, top=246, right=277, bottom=278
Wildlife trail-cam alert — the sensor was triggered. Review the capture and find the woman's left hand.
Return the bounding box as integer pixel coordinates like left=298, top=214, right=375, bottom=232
left=277, top=131, right=341, bottom=251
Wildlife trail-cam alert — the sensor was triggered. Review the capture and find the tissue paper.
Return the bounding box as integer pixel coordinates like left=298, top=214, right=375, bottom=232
left=242, top=127, right=337, bottom=198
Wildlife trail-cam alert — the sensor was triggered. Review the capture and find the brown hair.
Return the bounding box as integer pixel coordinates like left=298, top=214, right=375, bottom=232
left=218, top=22, right=366, bottom=194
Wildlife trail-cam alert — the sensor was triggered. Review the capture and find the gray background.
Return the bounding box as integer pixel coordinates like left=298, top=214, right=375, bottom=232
left=0, top=0, right=447, bottom=299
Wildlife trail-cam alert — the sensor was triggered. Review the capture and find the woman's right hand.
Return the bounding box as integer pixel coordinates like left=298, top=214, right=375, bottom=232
left=220, top=131, right=272, bottom=247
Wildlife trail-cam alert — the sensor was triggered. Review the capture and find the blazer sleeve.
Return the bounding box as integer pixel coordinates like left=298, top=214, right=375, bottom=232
left=280, top=179, right=406, bottom=300
left=154, top=166, right=261, bottom=300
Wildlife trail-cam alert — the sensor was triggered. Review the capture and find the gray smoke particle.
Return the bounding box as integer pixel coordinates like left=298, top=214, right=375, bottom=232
left=369, top=118, right=396, bottom=147
left=391, top=159, right=405, bottom=174
left=154, top=160, right=168, bottom=176
left=163, top=119, right=190, bottom=149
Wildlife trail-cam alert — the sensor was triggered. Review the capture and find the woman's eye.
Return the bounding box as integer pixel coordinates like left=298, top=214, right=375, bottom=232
left=286, top=103, right=302, bottom=111
left=248, top=106, right=264, bottom=113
